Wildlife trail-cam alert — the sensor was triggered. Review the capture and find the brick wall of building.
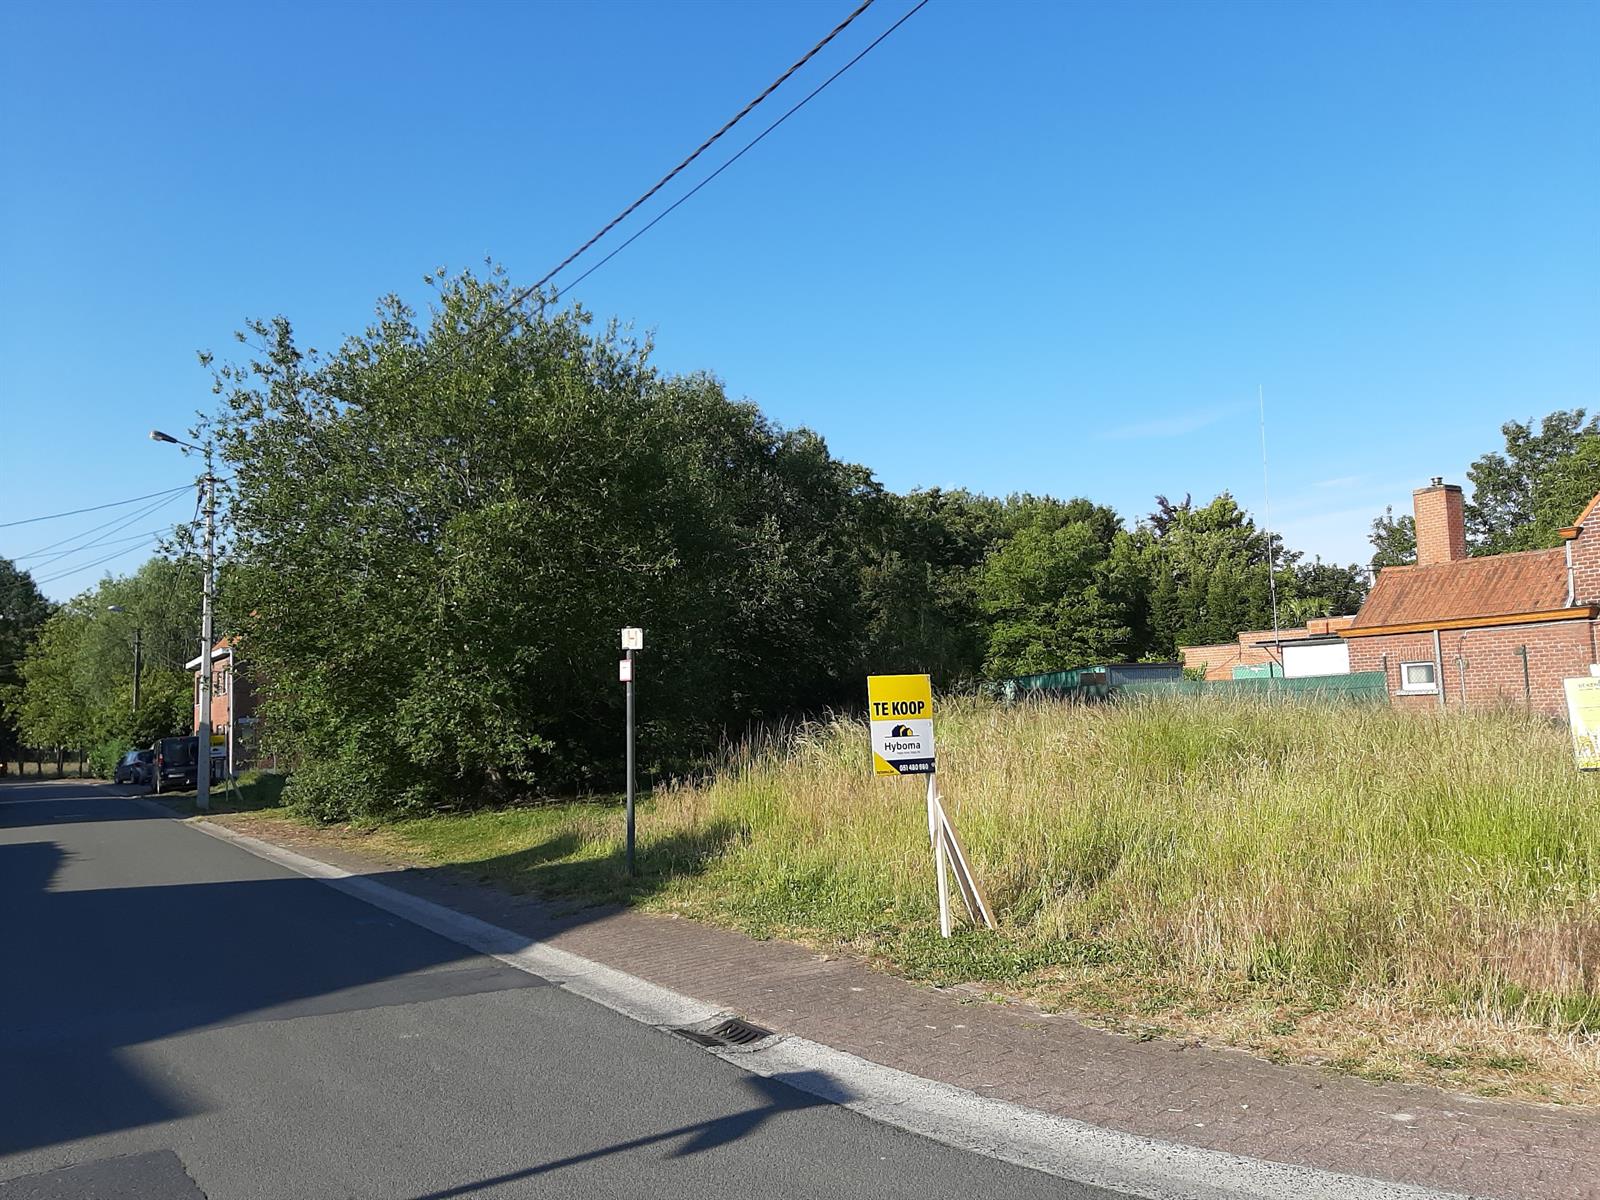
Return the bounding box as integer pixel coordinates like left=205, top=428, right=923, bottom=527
left=1179, top=622, right=1350, bottom=681
left=1346, top=619, right=1600, bottom=716
left=1346, top=631, right=1440, bottom=710
left=1180, top=642, right=1245, bottom=680
left=1570, top=529, right=1600, bottom=607
left=1182, top=641, right=1297, bottom=680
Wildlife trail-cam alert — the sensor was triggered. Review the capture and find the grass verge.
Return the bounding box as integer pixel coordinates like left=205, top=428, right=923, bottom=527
left=153, top=769, right=293, bottom=816
left=210, top=697, right=1600, bottom=1105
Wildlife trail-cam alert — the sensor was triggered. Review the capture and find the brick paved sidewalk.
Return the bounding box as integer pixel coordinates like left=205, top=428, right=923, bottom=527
left=210, top=817, right=1596, bottom=1200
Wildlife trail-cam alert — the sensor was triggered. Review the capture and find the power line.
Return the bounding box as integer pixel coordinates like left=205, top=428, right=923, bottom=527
left=0, top=484, right=193, bottom=530
left=558, top=0, right=931, bottom=296
left=31, top=528, right=172, bottom=572
left=16, top=493, right=190, bottom=567
left=12, top=495, right=186, bottom=560
left=313, top=2, right=924, bottom=408
left=26, top=515, right=178, bottom=574
left=23, top=498, right=178, bottom=571
left=34, top=536, right=163, bottom=586
left=520, top=0, right=878, bottom=300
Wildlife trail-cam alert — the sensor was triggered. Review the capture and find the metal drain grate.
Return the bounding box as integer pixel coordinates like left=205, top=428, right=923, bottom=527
left=673, top=1017, right=773, bottom=1048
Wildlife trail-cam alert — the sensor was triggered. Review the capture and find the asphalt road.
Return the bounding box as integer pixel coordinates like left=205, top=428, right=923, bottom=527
left=0, top=779, right=1118, bottom=1200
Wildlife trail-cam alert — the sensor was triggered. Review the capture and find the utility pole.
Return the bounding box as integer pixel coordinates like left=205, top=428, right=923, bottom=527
left=150, top=429, right=218, bottom=810
left=197, top=446, right=215, bottom=813
left=106, top=607, right=142, bottom=712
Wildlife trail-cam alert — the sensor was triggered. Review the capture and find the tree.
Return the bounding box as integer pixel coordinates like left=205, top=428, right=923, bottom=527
left=858, top=489, right=1005, bottom=688
left=0, top=558, right=53, bottom=770
left=192, top=267, right=1368, bottom=812
left=10, top=556, right=207, bottom=771
left=1134, top=493, right=1299, bottom=655
left=1368, top=506, right=1416, bottom=568
left=12, top=606, right=96, bottom=758
left=1289, top=559, right=1368, bottom=618
left=1527, top=433, right=1600, bottom=547
left=975, top=504, right=1131, bottom=677
left=207, top=269, right=889, bottom=818
left=1467, top=410, right=1600, bottom=554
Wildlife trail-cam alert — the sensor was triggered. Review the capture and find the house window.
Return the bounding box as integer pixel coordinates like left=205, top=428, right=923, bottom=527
left=1399, top=661, right=1438, bottom=694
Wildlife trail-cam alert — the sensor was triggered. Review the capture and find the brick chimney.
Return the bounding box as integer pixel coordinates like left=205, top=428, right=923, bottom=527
left=1413, top=478, right=1467, bottom=566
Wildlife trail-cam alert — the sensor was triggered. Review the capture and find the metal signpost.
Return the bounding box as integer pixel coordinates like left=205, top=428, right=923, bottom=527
left=621, top=627, right=644, bottom=875
left=867, top=674, right=995, bottom=938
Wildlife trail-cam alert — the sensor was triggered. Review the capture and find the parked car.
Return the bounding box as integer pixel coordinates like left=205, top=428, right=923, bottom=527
left=153, top=736, right=199, bottom=793
left=112, top=748, right=154, bottom=786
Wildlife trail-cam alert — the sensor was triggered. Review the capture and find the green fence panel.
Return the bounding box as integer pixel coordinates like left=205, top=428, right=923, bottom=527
left=1117, top=671, right=1388, bottom=704
left=997, top=670, right=1388, bottom=706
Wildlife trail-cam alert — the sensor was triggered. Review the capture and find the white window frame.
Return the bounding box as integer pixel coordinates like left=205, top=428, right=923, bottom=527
left=1398, top=660, right=1438, bottom=694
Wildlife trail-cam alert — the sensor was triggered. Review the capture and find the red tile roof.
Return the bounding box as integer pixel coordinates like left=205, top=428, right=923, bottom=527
left=1349, top=547, right=1569, bottom=630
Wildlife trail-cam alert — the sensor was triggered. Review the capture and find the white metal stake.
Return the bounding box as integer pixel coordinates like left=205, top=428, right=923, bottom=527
left=929, top=773, right=997, bottom=932
left=935, top=819, right=953, bottom=939
left=939, top=808, right=997, bottom=930
left=929, top=772, right=952, bottom=938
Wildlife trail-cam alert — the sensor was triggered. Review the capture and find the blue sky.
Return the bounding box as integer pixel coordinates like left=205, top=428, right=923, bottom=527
left=2, top=0, right=1596, bottom=600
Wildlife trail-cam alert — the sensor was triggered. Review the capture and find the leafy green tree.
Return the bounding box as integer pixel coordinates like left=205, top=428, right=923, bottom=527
left=1527, top=433, right=1600, bottom=547
left=1368, top=506, right=1416, bottom=568
left=10, top=558, right=205, bottom=770
left=191, top=266, right=1369, bottom=808
left=1467, top=410, right=1600, bottom=553
left=1134, top=493, right=1297, bottom=655
left=207, top=270, right=889, bottom=818
left=1291, top=559, right=1368, bottom=616
left=13, top=606, right=95, bottom=756
left=0, top=558, right=53, bottom=770
left=858, top=489, right=1005, bottom=687
left=975, top=501, right=1130, bottom=677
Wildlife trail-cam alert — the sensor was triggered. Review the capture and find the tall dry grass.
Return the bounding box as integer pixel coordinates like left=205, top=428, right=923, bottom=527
left=652, top=696, right=1599, bottom=1032
left=355, top=694, right=1598, bottom=1098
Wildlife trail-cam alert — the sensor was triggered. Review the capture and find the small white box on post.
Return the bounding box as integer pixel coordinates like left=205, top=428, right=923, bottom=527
left=621, top=627, right=644, bottom=651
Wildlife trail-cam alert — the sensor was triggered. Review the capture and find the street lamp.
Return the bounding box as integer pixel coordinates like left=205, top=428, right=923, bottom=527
left=151, top=429, right=216, bottom=811
left=105, top=606, right=143, bottom=713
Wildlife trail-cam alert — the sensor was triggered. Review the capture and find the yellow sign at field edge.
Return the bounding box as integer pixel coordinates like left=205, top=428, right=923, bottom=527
left=867, top=673, right=936, bottom=776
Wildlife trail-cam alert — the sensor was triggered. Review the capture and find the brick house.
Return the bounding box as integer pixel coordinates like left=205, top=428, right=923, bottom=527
left=1338, top=479, right=1600, bottom=714
left=1181, top=617, right=1356, bottom=681
left=185, top=637, right=257, bottom=774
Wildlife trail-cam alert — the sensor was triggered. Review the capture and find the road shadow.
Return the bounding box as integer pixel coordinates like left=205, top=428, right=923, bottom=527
left=0, top=786, right=780, bottom=1167
left=401, top=1071, right=839, bottom=1200
left=456, top=820, right=741, bottom=909
left=0, top=779, right=173, bottom=829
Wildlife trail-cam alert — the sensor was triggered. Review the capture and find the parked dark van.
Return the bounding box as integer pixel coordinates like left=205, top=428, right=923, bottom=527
left=154, top=736, right=199, bottom=793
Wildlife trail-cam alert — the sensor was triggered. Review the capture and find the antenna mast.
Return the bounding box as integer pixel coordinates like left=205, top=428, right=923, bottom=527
left=1259, top=384, right=1281, bottom=642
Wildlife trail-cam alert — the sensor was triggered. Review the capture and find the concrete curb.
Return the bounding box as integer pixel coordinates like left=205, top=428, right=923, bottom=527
left=178, top=811, right=1477, bottom=1200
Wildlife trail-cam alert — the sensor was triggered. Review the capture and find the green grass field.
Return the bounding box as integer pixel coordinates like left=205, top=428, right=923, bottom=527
left=240, top=697, right=1600, bottom=1102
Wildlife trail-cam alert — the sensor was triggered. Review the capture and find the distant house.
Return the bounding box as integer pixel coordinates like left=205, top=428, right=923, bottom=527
left=186, top=637, right=256, bottom=775
left=1337, top=479, right=1600, bottom=715
left=1180, top=617, right=1356, bottom=681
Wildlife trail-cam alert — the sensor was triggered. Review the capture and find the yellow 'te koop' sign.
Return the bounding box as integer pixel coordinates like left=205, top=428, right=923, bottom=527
left=868, top=674, right=935, bottom=776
